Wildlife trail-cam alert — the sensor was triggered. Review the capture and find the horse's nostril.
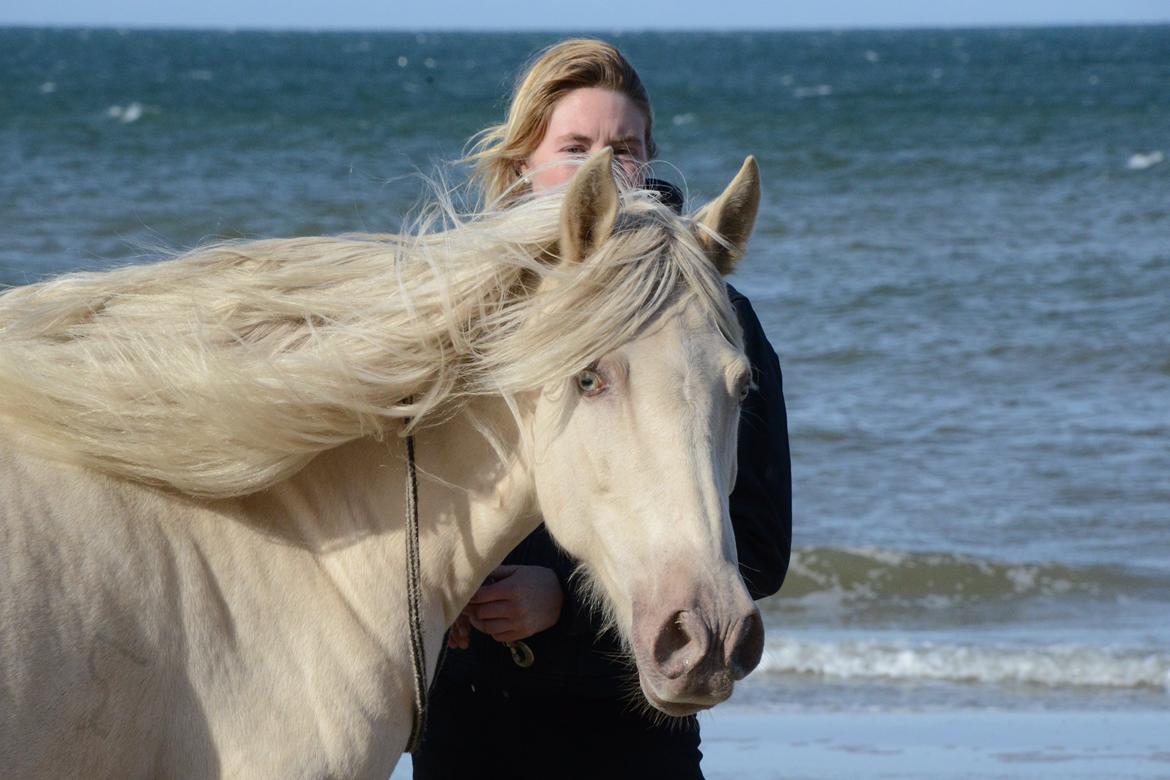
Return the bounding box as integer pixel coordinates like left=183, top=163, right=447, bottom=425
left=653, top=610, right=698, bottom=679
left=728, top=611, right=764, bottom=680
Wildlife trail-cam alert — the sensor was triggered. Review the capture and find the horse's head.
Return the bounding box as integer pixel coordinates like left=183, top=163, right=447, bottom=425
left=528, top=150, right=764, bottom=716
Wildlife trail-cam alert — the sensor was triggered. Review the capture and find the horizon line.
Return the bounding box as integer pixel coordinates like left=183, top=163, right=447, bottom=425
left=3, top=19, right=1169, bottom=34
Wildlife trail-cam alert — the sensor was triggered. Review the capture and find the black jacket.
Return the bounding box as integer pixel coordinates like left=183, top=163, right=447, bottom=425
left=438, top=284, right=792, bottom=699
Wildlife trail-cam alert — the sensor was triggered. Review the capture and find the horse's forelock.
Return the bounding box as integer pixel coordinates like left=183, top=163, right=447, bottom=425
left=473, top=191, right=740, bottom=393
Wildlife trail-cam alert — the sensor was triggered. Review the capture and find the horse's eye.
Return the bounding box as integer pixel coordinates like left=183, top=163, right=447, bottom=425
left=576, top=368, right=607, bottom=397
left=737, top=380, right=751, bottom=402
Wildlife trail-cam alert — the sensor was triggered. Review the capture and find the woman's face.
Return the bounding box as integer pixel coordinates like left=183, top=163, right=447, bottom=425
left=522, top=87, right=649, bottom=192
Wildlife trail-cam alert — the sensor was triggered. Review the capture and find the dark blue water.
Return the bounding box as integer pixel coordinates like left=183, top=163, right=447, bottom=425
left=3, top=26, right=1168, bottom=701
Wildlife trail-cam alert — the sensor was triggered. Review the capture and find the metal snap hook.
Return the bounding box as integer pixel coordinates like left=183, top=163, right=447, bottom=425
left=506, top=640, right=535, bottom=668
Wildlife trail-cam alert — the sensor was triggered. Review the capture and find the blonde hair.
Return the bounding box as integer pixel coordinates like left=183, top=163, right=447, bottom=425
left=465, top=39, right=657, bottom=204
left=0, top=188, right=739, bottom=499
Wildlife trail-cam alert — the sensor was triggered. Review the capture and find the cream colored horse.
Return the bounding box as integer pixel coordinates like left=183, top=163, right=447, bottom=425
left=0, top=151, right=763, bottom=778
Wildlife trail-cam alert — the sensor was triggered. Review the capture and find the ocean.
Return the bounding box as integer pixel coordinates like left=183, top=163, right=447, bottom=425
left=3, top=25, right=1168, bottom=777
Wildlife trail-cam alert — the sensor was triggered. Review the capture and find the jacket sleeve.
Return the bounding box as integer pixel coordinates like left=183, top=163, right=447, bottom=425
left=727, top=285, right=793, bottom=600
left=505, top=525, right=600, bottom=637
left=546, top=541, right=598, bottom=637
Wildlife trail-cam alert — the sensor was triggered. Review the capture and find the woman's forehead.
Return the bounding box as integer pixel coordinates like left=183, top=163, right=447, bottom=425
left=544, top=87, right=647, bottom=143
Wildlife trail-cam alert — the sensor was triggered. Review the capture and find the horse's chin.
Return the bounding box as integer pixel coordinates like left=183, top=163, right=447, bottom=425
left=637, top=675, right=713, bottom=718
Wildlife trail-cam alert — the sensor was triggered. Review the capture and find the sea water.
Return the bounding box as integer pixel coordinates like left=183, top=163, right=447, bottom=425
left=3, top=25, right=1168, bottom=773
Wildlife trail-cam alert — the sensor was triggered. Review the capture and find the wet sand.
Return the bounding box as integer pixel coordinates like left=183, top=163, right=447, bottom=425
left=698, top=705, right=1170, bottom=779
left=392, top=704, right=1170, bottom=779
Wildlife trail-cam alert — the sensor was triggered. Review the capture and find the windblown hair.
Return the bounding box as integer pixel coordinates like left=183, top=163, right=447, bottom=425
left=0, top=187, right=739, bottom=498
left=464, top=38, right=656, bottom=204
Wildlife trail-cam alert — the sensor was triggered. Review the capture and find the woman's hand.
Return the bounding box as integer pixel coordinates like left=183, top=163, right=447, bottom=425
left=447, top=613, right=473, bottom=649
left=456, top=564, right=564, bottom=645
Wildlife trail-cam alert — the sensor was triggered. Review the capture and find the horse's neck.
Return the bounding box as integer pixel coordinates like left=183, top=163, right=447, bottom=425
left=409, top=397, right=543, bottom=625
left=258, top=396, right=541, bottom=648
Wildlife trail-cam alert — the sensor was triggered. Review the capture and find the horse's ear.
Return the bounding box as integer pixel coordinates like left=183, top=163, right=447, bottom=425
left=695, top=156, right=761, bottom=276
left=559, top=148, right=619, bottom=264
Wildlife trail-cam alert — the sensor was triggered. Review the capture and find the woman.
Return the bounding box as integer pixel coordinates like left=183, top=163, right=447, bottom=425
left=413, top=39, right=792, bottom=779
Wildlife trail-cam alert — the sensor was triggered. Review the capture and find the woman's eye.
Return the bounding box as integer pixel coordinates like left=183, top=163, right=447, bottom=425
left=576, top=368, right=607, bottom=397
left=562, top=145, right=587, bottom=155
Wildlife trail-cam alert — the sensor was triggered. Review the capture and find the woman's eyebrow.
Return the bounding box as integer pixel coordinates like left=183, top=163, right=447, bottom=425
left=554, top=133, right=644, bottom=149
left=610, top=135, right=644, bottom=149
left=555, top=133, right=593, bottom=145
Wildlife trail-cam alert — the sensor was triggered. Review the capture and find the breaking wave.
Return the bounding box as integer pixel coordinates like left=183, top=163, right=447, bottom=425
left=758, top=636, right=1170, bottom=691
left=776, top=547, right=1166, bottom=607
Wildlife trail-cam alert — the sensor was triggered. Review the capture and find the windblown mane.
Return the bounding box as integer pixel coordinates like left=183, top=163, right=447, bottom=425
left=0, top=188, right=740, bottom=498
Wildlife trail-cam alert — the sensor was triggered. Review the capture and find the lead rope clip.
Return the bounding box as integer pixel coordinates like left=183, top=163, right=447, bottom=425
left=506, top=640, right=535, bottom=668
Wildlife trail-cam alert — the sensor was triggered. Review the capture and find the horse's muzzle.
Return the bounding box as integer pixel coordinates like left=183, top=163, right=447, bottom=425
left=635, top=593, right=764, bottom=714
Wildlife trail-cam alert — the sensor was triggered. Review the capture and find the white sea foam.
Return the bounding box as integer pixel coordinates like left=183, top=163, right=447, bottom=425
left=759, top=637, right=1170, bottom=691
left=106, top=102, right=145, bottom=123
left=794, top=85, right=833, bottom=99
left=1126, top=151, right=1164, bottom=171
left=39, top=81, right=56, bottom=94
left=672, top=113, right=696, bottom=126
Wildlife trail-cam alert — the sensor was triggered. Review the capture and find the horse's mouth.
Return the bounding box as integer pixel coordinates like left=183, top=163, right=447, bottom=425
left=638, top=675, right=714, bottom=718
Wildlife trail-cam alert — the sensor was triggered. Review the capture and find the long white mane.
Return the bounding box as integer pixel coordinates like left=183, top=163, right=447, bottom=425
left=0, top=188, right=740, bottom=498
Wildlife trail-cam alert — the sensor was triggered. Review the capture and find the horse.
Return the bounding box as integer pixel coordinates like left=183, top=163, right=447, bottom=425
left=0, top=150, right=765, bottom=778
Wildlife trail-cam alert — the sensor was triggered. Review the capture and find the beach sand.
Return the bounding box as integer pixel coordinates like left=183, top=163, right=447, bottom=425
left=696, top=706, right=1170, bottom=779
left=392, top=703, right=1170, bottom=779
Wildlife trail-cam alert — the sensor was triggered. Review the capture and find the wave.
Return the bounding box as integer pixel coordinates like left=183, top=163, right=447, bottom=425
left=106, top=102, right=145, bottom=124
left=793, top=84, right=833, bottom=99
left=758, top=636, right=1170, bottom=691
left=775, top=547, right=1166, bottom=607
left=1126, top=151, right=1164, bottom=171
